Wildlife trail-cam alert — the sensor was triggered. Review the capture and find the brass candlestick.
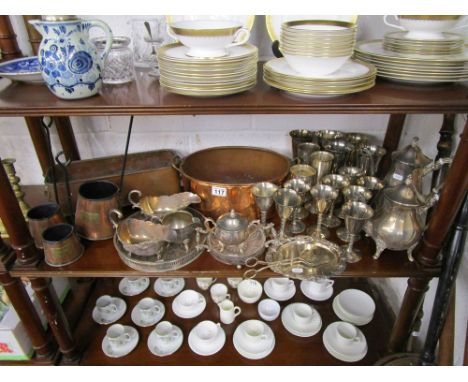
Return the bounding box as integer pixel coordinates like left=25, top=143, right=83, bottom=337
left=0, top=158, right=30, bottom=238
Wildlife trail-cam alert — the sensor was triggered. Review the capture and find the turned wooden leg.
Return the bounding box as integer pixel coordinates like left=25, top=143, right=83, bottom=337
left=54, top=117, right=80, bottom=162
left=438, top=289, right=455, bottom=366
left=29, top=277, right=80, bottom=362
left=378, top=114, right=406, bottom=177
left=0, top=16, right=22, bottom=62
left=0, top=239, right=56, bottom=361
left=25, top=117, right=52, bottom=176
left=388, top=277, right=430, bottom=353
left=417, top=120, right=468, bottom=267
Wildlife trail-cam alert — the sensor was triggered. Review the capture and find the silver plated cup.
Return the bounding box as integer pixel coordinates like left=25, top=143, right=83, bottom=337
left=320, top=174, right=351, bottom=228
left=274, top=188, right=301, bottom=239
left=283, top=178, right=311, bottom=234
left=307, top=184, right=338, bottom=239
left=251, top=182, right=279, bottom=226
left=310, top=151, right=334, bottom=184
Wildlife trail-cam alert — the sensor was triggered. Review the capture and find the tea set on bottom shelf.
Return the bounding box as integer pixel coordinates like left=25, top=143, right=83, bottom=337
left=93, top=276, right=374, bottom=363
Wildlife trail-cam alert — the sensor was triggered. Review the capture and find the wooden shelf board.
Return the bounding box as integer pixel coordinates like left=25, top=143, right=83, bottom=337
left=68, top=277, right=394, bottom=366
left=0, top=66, right=467, bottom=117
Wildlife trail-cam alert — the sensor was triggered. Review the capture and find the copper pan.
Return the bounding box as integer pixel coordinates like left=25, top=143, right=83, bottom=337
left=173, top=147, right=291, bottom=220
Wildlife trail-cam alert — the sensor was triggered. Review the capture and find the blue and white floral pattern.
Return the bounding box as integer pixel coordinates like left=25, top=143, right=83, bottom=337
left=0, top=57, right=43, bottom=83
left=31, top=19, right=112, bottom=99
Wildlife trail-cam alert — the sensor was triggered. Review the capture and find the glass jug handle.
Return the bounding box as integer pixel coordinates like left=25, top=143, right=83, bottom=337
left=88, top=20, right=114, bottom=62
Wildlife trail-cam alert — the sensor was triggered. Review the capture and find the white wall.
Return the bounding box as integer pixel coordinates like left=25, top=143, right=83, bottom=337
left=1, top=15, right=467, bottom=364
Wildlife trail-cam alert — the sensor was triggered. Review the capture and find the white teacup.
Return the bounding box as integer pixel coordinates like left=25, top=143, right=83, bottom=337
left=210, top=283, right=230, bottom=304
left=194, top=320, right=221, bottom=345
left=283, top=53, right=351, bottom=77
left=138, top=297, right=161, bottom=321
left=126, top=277, right=144, bottom=291
left=167, top=20, right=251, bottom=58
left=242, top=320, right=268, bottom=343
left=383, top=15, right=465, bottom=40
left=269, top=277, right=294, bottom=293
left=218, top=299, right=241, bottom=325
left=177, top=290, right=204, bottom=310
left=227, top=277, right=243, bottom=289
left=96, top=295, right=118, bottom=317
left=159, top=278, right=179, bottom=291
left=335, top=322, right=360, bottom=347
left=106, top=324, right=131, bottom=350
left=258, top=299, right=280, bottom=321
left=196, top=277, right=217, bottom=291
left=154, top=321, right=180, bottom=344
left=302, top=278, right=334, bottom=295
left=291, top=303, right=314, bottom=325
left=237, top=279, right=263, bottom=304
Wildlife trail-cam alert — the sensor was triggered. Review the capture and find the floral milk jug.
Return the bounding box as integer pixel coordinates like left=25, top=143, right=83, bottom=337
left=29, top=16, right=113, bottom=99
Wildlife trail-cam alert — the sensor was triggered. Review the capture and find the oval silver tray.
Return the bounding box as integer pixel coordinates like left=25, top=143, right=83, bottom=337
left=265, top=235, right=346, bottom=280
left=113, top=208, right=206, bottom=272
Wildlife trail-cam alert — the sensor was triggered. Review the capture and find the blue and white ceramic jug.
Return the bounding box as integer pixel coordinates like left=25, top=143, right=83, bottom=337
left=29, top=16, right=113, bottom=100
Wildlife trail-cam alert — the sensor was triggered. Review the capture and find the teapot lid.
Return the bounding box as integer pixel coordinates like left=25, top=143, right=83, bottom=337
left=383, top=178, right=421, bottom=207
left=393, top=137, right=432, bottom=167
left=41, top=15, right=78, bottom=21
left=217, top=209, right=248, bottom=231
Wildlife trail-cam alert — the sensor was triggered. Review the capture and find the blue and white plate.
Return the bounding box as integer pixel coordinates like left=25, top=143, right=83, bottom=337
left=0, top=56, right=43, bottom=84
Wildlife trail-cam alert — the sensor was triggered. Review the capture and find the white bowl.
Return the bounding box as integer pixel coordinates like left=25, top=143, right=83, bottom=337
left=167, top=20, right=249, bottom=58
left=336, top=289, right=375, bottom=322
left=237, top=279, right=263, bottom=304
left=283, top=53, right=351, bottom=77
left=258, top=299, right=281, bottom=321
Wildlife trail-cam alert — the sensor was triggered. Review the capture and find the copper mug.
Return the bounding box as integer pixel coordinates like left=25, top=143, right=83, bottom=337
left=42, top=223, right=84, bottom=267
left=27, top=203, right=65, bottom=249
left=75, top=180, right=119, bottom=240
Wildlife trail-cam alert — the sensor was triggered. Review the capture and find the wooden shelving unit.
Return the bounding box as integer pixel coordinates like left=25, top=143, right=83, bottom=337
left=0, top=64, right=467, bottom=365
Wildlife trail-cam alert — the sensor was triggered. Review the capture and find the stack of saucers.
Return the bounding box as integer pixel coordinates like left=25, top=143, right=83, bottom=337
left=158, top=43, right=258, bottom=97
left=355, top=15, right=468, bottom=84
left=264, top=19, right=376, bottom=96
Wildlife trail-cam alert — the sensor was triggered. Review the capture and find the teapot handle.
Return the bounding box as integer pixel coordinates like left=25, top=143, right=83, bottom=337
left=88, top=19, right=114, bottom=63
left=421, top=157, right=453, bottom=178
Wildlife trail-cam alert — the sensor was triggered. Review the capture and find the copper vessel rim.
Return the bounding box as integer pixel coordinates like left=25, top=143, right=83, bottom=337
left=27, top=202, right=61, bottom=220
left=78, top=180, right=120, bottom=201
left=42, top=223, right=74, bottom=243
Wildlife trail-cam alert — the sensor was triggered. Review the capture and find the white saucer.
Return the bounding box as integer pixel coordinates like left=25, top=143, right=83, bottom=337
left=131, top=299, right=165, bottom=327
left=102, top=326, right=139, bottom=358
left=92, top=297, right=127, bottom=325
left=154, top=278, right=185, bottom=297
left=118, top=277, right=150, bottom=296
left=300, top=281, right=334, bottom=301
left=264, top=279, right=296, bottom=301
left=322, top=322, right=367, bottom=363
left=172, top=292, right=206, bottom=319
left=233, top=320, right=275, bottom=360
left=147, top=325, right=183, bottom=357
left=332, top=298, right=372, bottom=326
left=281, top=303, right=322, bottom=337
left=188, top=324, right=226, bottom=356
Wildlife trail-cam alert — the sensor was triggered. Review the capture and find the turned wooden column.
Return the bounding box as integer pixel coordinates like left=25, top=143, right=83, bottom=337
left=378, top=114, right=406, bottom=177
left=22, top=15, right=42, bottom=55
left=54, top=117, right=80, bottom=161
left=25, top=117, right=51, bottom=175
left=0, top=16, right=22, bottom=62
left=417, top=119, right=468, bottom=267
left=0, top=239, right=56, bottom=361
left=438, top=289, right=455, bottom=365
left=29, top=277, right=79, bottom=362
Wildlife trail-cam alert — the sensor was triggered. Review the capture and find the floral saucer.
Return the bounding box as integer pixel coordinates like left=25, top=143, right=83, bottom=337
left=118, top=277, right=150, bottom=297
left=154, top=278, right=185, bottom=297
left=92, top=297, right=127, bottom=325
left=102, top=325, right=139, bottom=358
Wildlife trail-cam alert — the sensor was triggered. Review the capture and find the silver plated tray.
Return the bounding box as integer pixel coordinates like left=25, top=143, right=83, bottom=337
left=264, top=235, right=346, bottom=280
left=113, top=208, right=206, bottom=272
left=206, top=223, right=266, bottom=266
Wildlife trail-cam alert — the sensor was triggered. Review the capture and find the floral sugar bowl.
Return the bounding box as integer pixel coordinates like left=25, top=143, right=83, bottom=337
left=29, top=16, right=113, bottom=100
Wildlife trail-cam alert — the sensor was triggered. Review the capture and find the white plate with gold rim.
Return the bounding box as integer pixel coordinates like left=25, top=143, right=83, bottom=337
left=355, top=40, right=468, bottom=63
left=166, top=15, right=255, bottom=31
left=159, top=43, right=258, bottom=63
left=266, top=15, right=358, bottom=42
left=264, top=57, right=374, bottom=81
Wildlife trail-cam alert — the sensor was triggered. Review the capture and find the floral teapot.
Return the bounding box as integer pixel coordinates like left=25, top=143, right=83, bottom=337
left=29, top=16, right=113, bottom=99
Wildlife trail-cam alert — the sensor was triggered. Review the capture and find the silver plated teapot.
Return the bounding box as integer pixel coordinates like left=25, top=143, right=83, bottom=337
left=364, top=177, right=439, bottom=262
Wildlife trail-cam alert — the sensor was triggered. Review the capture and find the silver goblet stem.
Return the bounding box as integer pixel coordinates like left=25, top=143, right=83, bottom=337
left=260, top=210, right=268, bottom=226
left=315, top=212, right=323, bottom=237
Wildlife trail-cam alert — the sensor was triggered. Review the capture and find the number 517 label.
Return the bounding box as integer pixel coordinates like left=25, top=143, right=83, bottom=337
left=212, top=186, right=227, bottom=197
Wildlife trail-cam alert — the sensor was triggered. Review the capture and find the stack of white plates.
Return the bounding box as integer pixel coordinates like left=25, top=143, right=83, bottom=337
left=332, top=289, right=375, bottom=326
left=383, top=31, right=465, bottom=56
left=158, top=43, right=258, bottom=97
left=263, top=57, right=376, bottom=96
left=355, top=40, right=468, bottom=84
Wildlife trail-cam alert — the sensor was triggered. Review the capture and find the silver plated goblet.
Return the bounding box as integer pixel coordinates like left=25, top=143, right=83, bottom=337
left=307, top=184, right=338, bottom=239
left=274, top=188, right=301, bottom=239
left=341, top=201, right=374, bottom=263
left=283, top=178, right=311, bottom=234
left=320, top=174, right=351, bottom=228
left=251, top=182, right=279, bottom=226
